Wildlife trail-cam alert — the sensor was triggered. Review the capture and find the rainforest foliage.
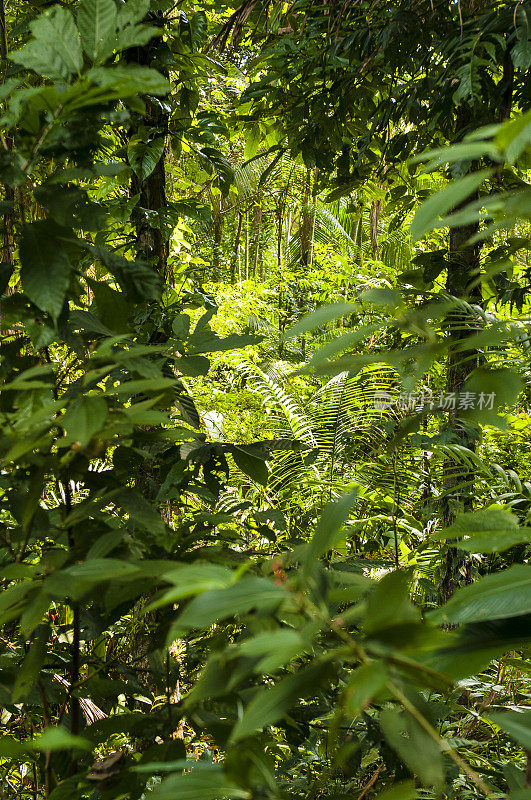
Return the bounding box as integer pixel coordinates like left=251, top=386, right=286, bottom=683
left=0, top=0, right=531, bottom=798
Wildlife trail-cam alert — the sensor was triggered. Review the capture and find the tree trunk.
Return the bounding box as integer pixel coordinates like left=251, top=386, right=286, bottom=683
left=252, top=201, right=261, bottom=278
left=127, top=19, right=169, bottom=280
left=0, top=0, right=14, bottom=271
left=212, top=197, right=223, bottom=280
left=230, top=211, right=243, bottom=284
left=440, top=108, right=483, bottom=602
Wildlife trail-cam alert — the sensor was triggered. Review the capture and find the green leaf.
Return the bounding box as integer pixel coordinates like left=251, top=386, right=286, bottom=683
left=380, top=708, right=443, bottom=789
left=187, top=331, right=260, bottom=354
left=61, top=396, right=108, bottom=447
left=128, top=135, right=165, bottom=182
left=33, top=727, right=91, bottom=752
left=374, top=782, right=418, bottom=800
left=0, top=737, right=27, bottom=757
left=305, top=491, right=358, bottom=567
left=430, top=565, right=531, bottom=625
left=88, top=278, right=132, bottom=333
left=77, top=0, right=117, bottom=62
left=364, top=570, right=419, bottom=634
left=432, top=509, right=531, bottom=553
left=20, top=222, right=71, bottom=321
left=116, top=24, right=159, bottom=51
left=117, top=0, right=150, bottom=27
left=460, top=367, right=523, bottom=425
left=410, top=169, right=492, bottom=240
left=232, top=446, right=268, bottom=486
left=361, top=288, right=403, bottom=307
left=174, top=576, right=285, bottom=633
left=237, top=629, right=305, bottom=674
left=230, top=663, right=328, bottom=742
left=117, top=489, right=166, bottom=544
left=147, top=563, right=235, bottom=611
left=488, top=710, right=531, bottom=749
left=345, top=662, right=388, bottom=716
left=244, top=124, right=260, bottom=161
left=150, top=767, right=249, bottom=800
left=512, top=7, right=531, bottom=72
left=0, top=582, right=36, bottom=625
left=14, top=625, right=48, bottom=701
left=495, top=108, right=531, bottom=165
left=64, top=559, right=140, bottom=582
left=284, top=302, right=357, bottom=340
left=88, top=64, right=170, bottom=96
left=11, top=7, right=82, bottom=82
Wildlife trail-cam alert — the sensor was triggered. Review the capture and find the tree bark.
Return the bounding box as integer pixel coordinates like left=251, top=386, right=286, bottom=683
left=0, top=0, right=15, bottom=271
left=127, top=18, right=169, bottom=279
left=440, top=109, right=482, bottom=599
left=230, top=210, right=242, bottom=284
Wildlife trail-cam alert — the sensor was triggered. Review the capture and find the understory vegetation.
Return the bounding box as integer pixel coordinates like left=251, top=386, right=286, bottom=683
left=1, top=0, right=531, bottom=798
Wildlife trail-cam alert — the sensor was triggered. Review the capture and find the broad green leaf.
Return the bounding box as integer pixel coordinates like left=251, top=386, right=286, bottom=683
left=374, top=782, right=418, bottom=800
left=0, top=582, right=37, bottom=625
left=147, top=564, right=235, bottom=611
left=128, top=135, right=165, bottom=182
left=495, top=108, right=531, bottom=165
left=14, top=624, right=48, bottom=701
left=345, top=661, right=388, bottom=716
left=116, top=24, right=159, bottom=51
left=88, top=278, right=132, bottom=333
left=173, top=576, right=285, bottom=633
left=304, top=491, right=358, bottom=569
left=174, top=356, right=210, bottom=377
left=11, top=7, right=82, bottom=82
left=77, top=0, right=117, bottom=61
left=430, top=565, right=531, bottom=625
left=117, top=489, right=166, bottom=543
left=512, top=7, right=531, bottom=73
left=20, top=222, right=71, bottom=321
left=460, top=367, right=523, bottom=425
left=488, top=710, right=531, bottom=749
left=230, top=663, right=328, bottom=742
left=244, top=124, right=260, bottom=161
left=20, top=592, right=51, bottom=638
left=88, top=64, right=170, bottom=96
left=410, top=169, right=492, bottom=240
left=380, top=708, right=443, bottom=789
left=34, top=727, right=91, bottom=752
left=150, top=767, right=249, bottom=800
left=361, top=288, right=403, bottom=307
left=238, top=629, right=305, bottom=673
left=117, top=0, right=150, bottom=27
left=284, top=302, right=357, bottom=340
left=0, top=737, right=27, bottom=757
left=232, top=447, right=268, bottom=486
left=432, top=509, right=531, bottom=553
left=64, top=559, right=140, bottom=582
left=187, top=331, right=260, bottom=354
left=364, top=570, right=419, bottom=634
left=61, top=395, right=108, bottom=447
left=110, top=377, right=176, bottom=396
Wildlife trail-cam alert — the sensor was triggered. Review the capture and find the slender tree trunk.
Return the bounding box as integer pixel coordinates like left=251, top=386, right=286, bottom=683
left=212, top=198, right=223, bottom=280
left=230, top=211, right=243, bottom=284
left=440, top=105, right=483, bottom=601
left=252, top=201, right=261, bottom=278
left=244, top=208, right=249, bottom=280
left=0, top=0, right=14, bottom=271
left=369, top=199, right=381, bottom=258
left=127, top=20, right=169, bottom=280
left=277, top=203, right=284, bottom=357
left=299, top=169, right=312, bottom=265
